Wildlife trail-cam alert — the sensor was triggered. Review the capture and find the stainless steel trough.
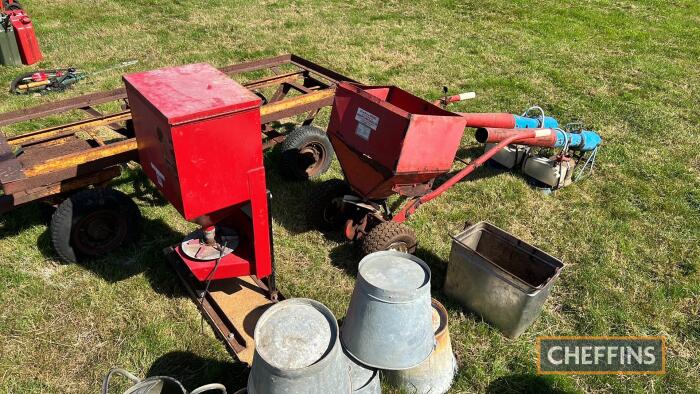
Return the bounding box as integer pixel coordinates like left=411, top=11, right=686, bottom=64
left=444, top=221, right=564, bottom=338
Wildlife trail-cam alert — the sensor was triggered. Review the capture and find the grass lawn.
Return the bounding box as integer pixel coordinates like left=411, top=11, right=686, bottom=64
left=1, top=0, right=699, bottom=393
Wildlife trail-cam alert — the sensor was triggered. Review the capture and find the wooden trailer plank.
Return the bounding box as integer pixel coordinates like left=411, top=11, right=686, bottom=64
left=1, top=148, right=137, bottom=195
left=0, top=167, right=121, bottom=213
left=22, top=139, right=137, bottom=177
left=0, top=136, right=25, bottom=184
left=8, top=112, right=132, bottom=146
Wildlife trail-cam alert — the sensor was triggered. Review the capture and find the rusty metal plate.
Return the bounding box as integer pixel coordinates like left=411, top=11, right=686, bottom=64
left=165, top=246, right=279, bottom=366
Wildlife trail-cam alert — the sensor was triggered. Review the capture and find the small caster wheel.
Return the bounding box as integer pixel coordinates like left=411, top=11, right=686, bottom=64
left=361, top=221, right=418, bottom=255
left=310, top=179, right=351, bottom=231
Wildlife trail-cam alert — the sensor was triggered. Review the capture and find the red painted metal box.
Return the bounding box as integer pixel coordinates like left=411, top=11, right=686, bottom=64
left=123, top=63, right=263, bottom=221
left=7, top=10, right=41, bottom=65
left=328, top=82, right=467, bottom=199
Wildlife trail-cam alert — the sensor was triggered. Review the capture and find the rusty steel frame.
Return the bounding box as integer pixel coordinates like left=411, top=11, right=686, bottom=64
left=164, top=246, right=285, bottom=364
left=0, top=54, right=353, bottom=214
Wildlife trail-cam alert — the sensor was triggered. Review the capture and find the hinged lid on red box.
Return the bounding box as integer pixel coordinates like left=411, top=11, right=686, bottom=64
left=123, top=63, right=261, bottom=125
left=124, top=63, right=265, bottom=221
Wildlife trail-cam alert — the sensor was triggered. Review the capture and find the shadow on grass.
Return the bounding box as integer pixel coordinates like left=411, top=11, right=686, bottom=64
left=146, top=351, right=248, bottom=394
left=0, top=202, right=52, bottom=238
left=437, top=156, right=510, bottom=187
left=486, top=373, right=569, bottom=394
left=34, top=215, right=188, bottom=298
left=131, top=171, right=169, bottom=207
left=264, top=151, right=322, bottom=236
left=328, top=241, right=362, bottom=277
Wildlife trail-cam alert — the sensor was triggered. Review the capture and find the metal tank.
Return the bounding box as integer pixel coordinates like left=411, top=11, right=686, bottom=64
left=341, top=251, right=435, bottom=370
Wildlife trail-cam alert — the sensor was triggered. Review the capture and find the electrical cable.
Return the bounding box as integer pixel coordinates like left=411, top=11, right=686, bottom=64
left=522, top=105, right=547, bottom=127
left=102, top=367, right=226, bottom=394
left=573, top=145, right=599, bottom=182
left=199, top=239, right=227, bottom=333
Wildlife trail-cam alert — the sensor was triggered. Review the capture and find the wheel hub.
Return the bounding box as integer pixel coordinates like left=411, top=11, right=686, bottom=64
left=387, top=241, right=409, bottom=253
left=73, top=210, right=128, bottom=255
left=299, top=142, right=326, bottom=177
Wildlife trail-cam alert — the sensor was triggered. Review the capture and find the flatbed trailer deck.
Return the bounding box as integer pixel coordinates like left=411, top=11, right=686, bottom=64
left=0, top=54, right=353, bottom=214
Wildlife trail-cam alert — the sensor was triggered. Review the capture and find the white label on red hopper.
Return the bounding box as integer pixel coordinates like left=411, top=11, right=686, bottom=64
left=355, top=123, right=372, bottom=141
left=355, top=108, right=379, bottom=141
left=535, top=129, right=553, bottom=137
left=150, top=162, right=166, bottom=187
left=355, top=108, right=379, bottom=130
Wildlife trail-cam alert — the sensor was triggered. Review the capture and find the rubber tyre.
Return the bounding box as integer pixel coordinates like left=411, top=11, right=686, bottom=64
left=279, top=126, right=334, bottom=180
left=361, top=221, right=418, bottom=255
left=311, top=179, right=351, bottom=231
left=50, top=188, right=141, bottom=263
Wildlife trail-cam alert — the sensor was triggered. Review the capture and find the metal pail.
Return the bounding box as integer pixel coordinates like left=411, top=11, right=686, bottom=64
left=343, top=347, right=381, bottom=394
left=341, top=251, right=434, bottom=370
left=383, top=299, right=457, bottom=394
left=248, top=298, right=351, bottom=394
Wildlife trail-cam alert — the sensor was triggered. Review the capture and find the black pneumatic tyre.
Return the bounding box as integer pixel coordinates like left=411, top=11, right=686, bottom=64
left=50, top=188, right=141, bottom=263
left=279, top=126, right=334, bottom=180
left=311, top=179, right=351, bottom=231
left=361, top=221, right=418, bottom=255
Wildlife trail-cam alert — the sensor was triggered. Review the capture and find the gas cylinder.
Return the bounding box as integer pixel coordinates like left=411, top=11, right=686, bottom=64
left=8, top=10, right=41, bottom=65
left=0, top=13, right=21, bottom=65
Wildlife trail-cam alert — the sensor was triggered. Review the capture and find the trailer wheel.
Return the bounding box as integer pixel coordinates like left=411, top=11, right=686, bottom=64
left=50, top=188, right=141, bottom=263
left=280, top=126, right=334, bottom=180
left=361, top=221, right=418, bottom=255
left=311, top=179, right=351, bottom=231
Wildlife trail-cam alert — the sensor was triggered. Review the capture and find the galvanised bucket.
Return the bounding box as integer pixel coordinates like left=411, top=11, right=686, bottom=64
left=383, top=299, right=457, bottom=394
left=247, top=298, right=352, bottom=394
left=343, top=348, right=381, bottom=394
left=341, top=251, right=434, bottom=370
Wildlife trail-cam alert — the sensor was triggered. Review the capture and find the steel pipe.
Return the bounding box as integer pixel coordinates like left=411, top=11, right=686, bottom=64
left=392, top=129, right=539, bottom=222
left=457, top=113, right=559, bottom=129
left=475, top=127, right=601, bottom=152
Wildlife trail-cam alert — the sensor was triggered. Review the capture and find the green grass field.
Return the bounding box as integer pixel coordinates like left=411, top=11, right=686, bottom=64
left=1, top=0, right=699, bottom=392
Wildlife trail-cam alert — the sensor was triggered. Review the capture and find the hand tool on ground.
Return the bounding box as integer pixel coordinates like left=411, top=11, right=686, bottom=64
left=9, top=60, right=138, bottom=94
